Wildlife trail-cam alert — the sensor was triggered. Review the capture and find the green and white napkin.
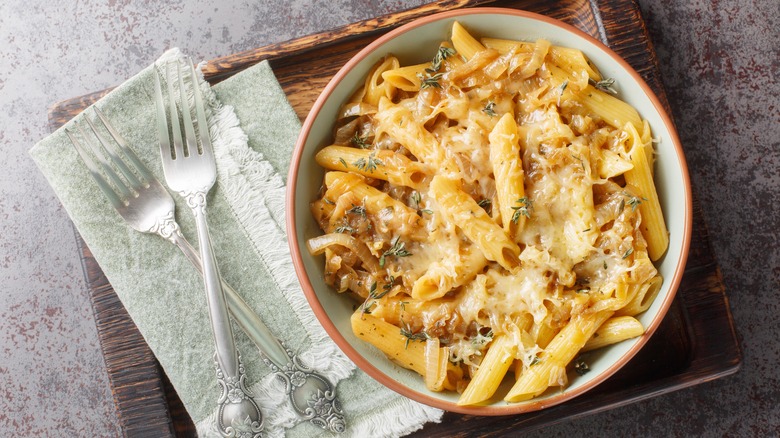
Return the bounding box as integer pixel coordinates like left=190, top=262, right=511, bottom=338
left=30, top=48, right=442, bottom=437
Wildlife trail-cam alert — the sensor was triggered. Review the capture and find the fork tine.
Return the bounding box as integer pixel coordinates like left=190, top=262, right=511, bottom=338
left=66, top=129, right=124, bottom=209
left=153, top=68, right=173, bottom=165
left=84, top=113, right=143, bottom=190
left=178, top=60, right=200, bottom=156
left=164, top=61, right=186, bottom=160
left=74, top=123, right=134, bottom=201
left=188, top=58, right=214, bottom=161
left=94, top=106, right=155, bottom=183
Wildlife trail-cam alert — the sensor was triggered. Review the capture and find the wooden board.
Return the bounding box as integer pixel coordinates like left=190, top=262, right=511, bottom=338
left=50, top=0, right=741, bottom=436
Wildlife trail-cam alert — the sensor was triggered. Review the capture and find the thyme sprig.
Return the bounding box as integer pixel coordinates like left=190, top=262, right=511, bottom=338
left=350, top=132, right=371, bottom=149
left=410, top=191, right=432, bottom=215
left=346, top=204, right=367, bottom=218
left=360, top=279, right=393, bottom=314
left=353, top=152, right=384, bottom=173
left=511, top=197, right=532, bottom=223
left=400, top=321, right=430, bottom=348
left=379, top=236, right=412, bottom=268
left=589, top=77, right=618, bottom=95
left=418, top=72, right=444, bottom=89
left=626, top=194, right=647, bottom=212
left=335, top=223, right=355, bottom=234
left=619, top=192, right=647, bottom=214
left=427, top=46, right=456, bottom=73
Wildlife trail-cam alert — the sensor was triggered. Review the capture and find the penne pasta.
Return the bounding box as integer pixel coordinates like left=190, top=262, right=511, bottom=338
left=308, top=21, right=669, bottom=403
left=489, top=112, right=526, bottom=236
left=430, top=175, right=520, bottom=271
left=451, top=21, right=486, bottom=60
left=623, top=122, right=669, bottom=260
left=505, top=310, right=613, bottom=402
left=581, top=315, right=644, bottom=352
left=458, top=335, right=517, bottom=405
left=316, top=145, right=428, bottom=189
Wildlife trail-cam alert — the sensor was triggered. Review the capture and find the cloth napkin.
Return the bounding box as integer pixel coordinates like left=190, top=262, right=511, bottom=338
left=30, top=49, right=443, bottom=437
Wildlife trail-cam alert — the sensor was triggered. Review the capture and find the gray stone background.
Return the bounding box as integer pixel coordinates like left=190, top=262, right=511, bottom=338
left=0, top=0, right=777, bottom=436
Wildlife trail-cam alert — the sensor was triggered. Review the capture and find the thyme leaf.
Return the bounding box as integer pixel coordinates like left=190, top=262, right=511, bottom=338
left=427, top=46, right=456, bottom=73
left=353, top=152, right=384, bottom=173
left=400, top=321, right=429, bottom=349
left=511, top=197, right=532, bottom=223
left=622, top=247, right=634, bottom=259
left=360, top=280, right=393, bottom=314
left=350, top=132, right=371, bottom=149
left=626, top=194, right=647, bottom=212
left=418, top=72, right=444, bottom=89
left=590, top=77, right=618, bottom=95
left=346, top=204, right=367, bottom=218
left=483, top=101, right=497, bottom=117
left=335, top=223, right=355, bottom=234
left=379, top=236, right=412, bottom=268
left=574, top=358, right=590, bottom=375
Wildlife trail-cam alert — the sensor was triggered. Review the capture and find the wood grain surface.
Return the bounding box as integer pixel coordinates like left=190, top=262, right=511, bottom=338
left=49, top=0, right=741, bottom=436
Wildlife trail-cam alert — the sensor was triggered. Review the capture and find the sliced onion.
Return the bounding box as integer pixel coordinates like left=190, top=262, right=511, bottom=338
left=307, top=232, right=380, bottom=273
left=424, top=337, right=441, bottom=391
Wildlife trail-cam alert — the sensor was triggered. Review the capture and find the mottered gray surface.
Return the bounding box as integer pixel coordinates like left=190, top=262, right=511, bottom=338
left=0, top=0, right=777, bottom=436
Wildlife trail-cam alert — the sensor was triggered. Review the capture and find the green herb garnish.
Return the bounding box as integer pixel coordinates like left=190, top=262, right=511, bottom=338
left=400, top=321, right=429, bottom=348
left=427, top=46, right=456, bottom=73
left=511, top=197, right=532, bottom=223
left=353, top=152, right=383, bottom=173
left=622, top=247, right=634, bottom=259
left=483, top=101, right=497, bottom=117
left=346, top=204, right=367, bottom=218
left=351, top=132, right=371, bottom=149
left=379, top=236, right=412, bottom=268
left=574, top=358, right=590, bottom=375
left=590, top=77, right=618, bottom=95
left=360, top=281, right=393, bottom=314
left=626, top=194, right=647, bottom=212
left=418, top=72, right=444, bottom=89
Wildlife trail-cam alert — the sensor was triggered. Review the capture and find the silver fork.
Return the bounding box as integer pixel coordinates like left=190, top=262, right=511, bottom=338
left=154, top=58, right=344, bottom=434
left=66, top=67, right=344, bottom=435
left=155, top=58, right=263, bottom=437
left=69, top=106, right=347, bottom=434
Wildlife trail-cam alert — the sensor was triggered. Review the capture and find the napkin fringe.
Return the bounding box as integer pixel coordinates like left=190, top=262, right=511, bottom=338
left=345, top=396, right=443, bottom=438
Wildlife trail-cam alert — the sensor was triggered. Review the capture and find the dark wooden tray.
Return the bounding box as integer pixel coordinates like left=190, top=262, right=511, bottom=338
left=48, top=0, right=741, bottom=436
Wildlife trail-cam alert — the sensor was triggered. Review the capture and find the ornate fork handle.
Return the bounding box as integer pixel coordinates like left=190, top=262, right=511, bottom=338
left=148, top=211, right=345, bottom=433
left=182, top=190, right=263, bottom=437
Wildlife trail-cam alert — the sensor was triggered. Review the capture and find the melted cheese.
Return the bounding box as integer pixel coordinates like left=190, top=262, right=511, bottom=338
left=309, top=34, right=661, bottom=391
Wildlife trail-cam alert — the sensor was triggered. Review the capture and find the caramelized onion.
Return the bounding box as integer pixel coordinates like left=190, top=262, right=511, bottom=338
left=307, top=233, right=380, bottom=273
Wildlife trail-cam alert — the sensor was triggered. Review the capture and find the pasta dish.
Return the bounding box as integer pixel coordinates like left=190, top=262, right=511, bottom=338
left=306, top=22, right=669, bottom=404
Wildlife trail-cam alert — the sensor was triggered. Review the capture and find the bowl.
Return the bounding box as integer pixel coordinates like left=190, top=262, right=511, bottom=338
left=286, top=7, right=692, bottom=415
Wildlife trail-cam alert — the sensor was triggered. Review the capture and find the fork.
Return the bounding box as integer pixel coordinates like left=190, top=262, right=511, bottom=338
left=66, top=66, right=344, bottom=435
left=154, top=58, right=263, bottom=437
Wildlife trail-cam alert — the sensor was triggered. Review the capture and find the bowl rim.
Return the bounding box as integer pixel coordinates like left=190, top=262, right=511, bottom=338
left=286, top=7, right=693, bottom=415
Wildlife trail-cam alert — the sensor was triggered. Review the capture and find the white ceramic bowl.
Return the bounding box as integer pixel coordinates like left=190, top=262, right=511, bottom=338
left=287, top=8, right=692, bottom=415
